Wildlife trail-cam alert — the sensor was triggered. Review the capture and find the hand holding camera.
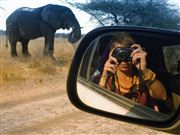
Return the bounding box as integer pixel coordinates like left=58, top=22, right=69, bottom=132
left=103, top=44, right=147, bottom=76
left=130, top=44, right=147, bottom=71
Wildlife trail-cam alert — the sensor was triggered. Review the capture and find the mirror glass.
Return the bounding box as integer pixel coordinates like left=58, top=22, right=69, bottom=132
left=77, top=31, right=180, bottom=121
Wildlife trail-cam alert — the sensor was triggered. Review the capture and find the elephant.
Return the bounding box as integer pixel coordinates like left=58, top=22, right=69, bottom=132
left=6, top=4, right=81, bottom=57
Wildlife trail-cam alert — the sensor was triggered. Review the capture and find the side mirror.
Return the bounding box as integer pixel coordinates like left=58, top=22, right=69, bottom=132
left=66, top=26, right=180, bottom=133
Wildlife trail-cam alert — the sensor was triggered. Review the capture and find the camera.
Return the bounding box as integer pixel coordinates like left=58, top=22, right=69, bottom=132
left=112, top=47, right=135, bottom=63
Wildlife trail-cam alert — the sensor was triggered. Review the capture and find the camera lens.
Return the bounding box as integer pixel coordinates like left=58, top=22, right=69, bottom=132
left=112, top=47, right=134, bottom=63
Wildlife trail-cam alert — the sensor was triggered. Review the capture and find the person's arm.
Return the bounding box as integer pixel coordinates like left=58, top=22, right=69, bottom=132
left=99, top=71, right=109, bottom=88
left=142, top=69, right=167, bottom=100
left=142, top=69, right=175, bottom=114
left=131, top=44, right=167, bottom=100
left=99, top=49, right=119, bottom=88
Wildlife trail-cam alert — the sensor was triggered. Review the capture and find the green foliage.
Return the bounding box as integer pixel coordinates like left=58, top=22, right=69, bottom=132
left=66, top=0, right=180, bottom=30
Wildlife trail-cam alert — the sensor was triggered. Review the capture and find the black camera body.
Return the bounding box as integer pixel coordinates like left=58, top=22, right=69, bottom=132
left=112, top=47, right=135, bottom=63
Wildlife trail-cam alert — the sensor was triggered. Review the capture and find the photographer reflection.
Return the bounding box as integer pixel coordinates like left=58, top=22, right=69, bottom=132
left=99, top=32, right=174, bottom=115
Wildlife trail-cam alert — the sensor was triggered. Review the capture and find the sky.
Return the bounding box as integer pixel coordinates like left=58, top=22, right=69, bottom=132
left=0, top=0, right=96, bottom=34
left=0, top=0, right=180, bottom=34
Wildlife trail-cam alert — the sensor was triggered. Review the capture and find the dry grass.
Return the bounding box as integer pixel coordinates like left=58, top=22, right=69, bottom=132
left=0, top=36, right=75, bottom=82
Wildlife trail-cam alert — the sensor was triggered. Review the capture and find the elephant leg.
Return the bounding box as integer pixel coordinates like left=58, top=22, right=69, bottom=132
left=43, top=36, right=52, bottom=56
left=44, top=35, right=54, bottom=56
left=21, top=40, right=31, bottom=56
left=40, top=22, right=55, bottom=57
left=43, top=36, right=55, bottom=60
left=10, top=41, right=18, bottom=57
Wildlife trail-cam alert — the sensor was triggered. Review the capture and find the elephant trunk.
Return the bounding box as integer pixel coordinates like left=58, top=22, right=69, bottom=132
left=68, top=21, right=81, bottom=43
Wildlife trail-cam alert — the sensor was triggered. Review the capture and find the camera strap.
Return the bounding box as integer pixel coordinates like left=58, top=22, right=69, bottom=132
left=108, top=73, right=120, bottom=94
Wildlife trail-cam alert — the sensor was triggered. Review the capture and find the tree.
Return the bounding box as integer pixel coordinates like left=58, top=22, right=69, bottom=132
left=65, top=0, right=180, bottom=30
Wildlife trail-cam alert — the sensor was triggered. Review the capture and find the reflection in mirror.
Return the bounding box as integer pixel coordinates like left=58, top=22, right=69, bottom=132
left=77, top=31, right=180, bottom=121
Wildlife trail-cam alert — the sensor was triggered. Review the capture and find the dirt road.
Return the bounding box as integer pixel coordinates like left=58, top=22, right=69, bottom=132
left=1, top=71, right=172, bottom=135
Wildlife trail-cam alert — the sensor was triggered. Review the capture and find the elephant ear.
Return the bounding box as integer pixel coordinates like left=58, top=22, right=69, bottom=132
left=41, top=6, right=60, bottom=29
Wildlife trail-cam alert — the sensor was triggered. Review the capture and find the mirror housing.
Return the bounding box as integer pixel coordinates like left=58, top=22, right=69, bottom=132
left=66, top=26, right=180, bottom=133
